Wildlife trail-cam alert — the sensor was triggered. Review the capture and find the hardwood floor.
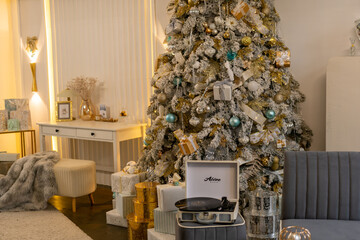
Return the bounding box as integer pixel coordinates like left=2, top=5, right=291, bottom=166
left=48, top=185, right=128, bottom=240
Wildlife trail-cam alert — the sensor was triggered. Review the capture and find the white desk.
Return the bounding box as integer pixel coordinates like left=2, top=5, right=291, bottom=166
left=37, top=120, right=146, bottom=183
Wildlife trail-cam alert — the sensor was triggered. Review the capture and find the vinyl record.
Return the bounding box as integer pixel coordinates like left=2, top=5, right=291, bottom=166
left=175, top=197, right=222, bottom=211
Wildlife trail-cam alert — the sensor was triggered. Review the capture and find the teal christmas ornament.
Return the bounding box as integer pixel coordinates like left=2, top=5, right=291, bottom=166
left=229, top=116, right=241, bottom=127
left=144, top=140, right=149, bottom=146
left=167, top=36, right=172, bottom=42
left=227, top=50, right=237, bottom=61
left=265, top=109, right=276, bottom=119
left=173, top=77, right=182, bottom=86
left=166, top=113, right=178, bottom=123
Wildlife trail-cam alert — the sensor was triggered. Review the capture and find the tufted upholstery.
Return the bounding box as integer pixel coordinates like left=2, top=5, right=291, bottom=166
left=282, top=151, right=360, bottom=220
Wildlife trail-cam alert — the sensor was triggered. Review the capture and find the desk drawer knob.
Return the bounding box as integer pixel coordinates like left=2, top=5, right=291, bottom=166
left=55, top=129, right=59, bottom=133
left=91, top=132, right=95, bottom=136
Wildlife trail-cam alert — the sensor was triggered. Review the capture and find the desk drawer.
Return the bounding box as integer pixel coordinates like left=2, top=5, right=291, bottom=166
left=76, top=129, right=113, bottom=141
left=42, top=126, right=75, bottom=137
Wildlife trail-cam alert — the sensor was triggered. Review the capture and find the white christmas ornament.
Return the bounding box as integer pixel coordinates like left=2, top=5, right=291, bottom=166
left=247, top=81, right=260, bottom=92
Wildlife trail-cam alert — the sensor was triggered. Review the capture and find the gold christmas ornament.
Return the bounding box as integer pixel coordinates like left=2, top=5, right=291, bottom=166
left=241, top=36, right=252, bottom=46
left=271, top=156, right=280, bottom=171
left=203, top=22, right=209, bottom=28
left=206, top=28, right=213, bottom=34
left=267, top=37, right=277, bottom=47
left=261, top=157, right=270, bottom=167
left=157, top=93, right=167, bottom=103
left=274, top=93, right=285, bottom=103
left=223, top=31, right=230, bottom=39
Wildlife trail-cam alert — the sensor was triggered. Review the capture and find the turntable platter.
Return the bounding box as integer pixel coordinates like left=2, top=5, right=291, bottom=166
left=175, top=197, right=222, bottom=211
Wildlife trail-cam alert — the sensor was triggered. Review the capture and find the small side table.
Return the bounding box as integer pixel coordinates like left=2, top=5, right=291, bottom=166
left=0, top=129, right=36, bottom=157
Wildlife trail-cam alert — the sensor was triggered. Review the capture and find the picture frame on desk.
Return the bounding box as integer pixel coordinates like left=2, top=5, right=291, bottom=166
left=56, top=101, right=72, bottom=122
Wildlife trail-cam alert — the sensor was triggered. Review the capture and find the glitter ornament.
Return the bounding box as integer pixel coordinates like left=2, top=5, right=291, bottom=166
left=229, top=116, right=241, bottom=127
left=157, top=93, right=167, bottom=103
left=223, top=31, right=230, bottom=39
left=265, top=109, right=276, bottom=119
left=274, top=93, right=285, bottom=103
left=261, top=157, right=270, bottom=167
left=227, top=50, right=237, bottom=61
left=241, top=36, right=252, bottom=46
left=189, top=117, right=200, bottom=126
left=173, top=77, right=182, bottom=86
left=166, top=113, right=178, bottom=123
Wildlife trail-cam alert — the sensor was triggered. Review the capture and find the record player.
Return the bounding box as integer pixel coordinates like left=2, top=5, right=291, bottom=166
left=176, top=161, right=239, bottom=224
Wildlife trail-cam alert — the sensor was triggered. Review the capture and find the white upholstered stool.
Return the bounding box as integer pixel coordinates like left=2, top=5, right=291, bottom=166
left=53, top=158, right=96, bottom=212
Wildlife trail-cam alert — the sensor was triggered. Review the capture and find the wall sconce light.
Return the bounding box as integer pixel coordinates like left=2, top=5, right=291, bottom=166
left=26, top=36, right=39, bottom=92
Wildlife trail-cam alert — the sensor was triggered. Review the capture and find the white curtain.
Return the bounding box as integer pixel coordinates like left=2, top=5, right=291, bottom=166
left=49, top=0, right=155, bottom=122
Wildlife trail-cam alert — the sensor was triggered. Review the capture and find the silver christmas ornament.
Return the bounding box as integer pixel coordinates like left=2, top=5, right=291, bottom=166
left=189, top=117, right=200, bottom=126
left=205, top=106, right=211, bottom=112
left=196, top=107, right=204, bottom=114
left=239, top=136, right=249, bottom=145
left=212, top=29, right=218, bottom=35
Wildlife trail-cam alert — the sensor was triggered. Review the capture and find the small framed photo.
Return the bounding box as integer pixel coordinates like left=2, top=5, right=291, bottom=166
left=56, top=101, right=72, bottom=121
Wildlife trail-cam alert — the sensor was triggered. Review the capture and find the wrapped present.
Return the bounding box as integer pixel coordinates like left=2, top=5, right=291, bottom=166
left=165, top=18, right=183, bottom=36
left=173, top=129, right=184, bottom=140
left=111, top=171, right=146, bottom=195
left=5, top=99, right=29, bottom=112
left=148, top=229, right=175, bottom=240
left=106, top=209, right=128, bottom=227
left=0, top=110, right=8, bottom=131
left=275, top=50, right=291, bottom=68
left=127, top=213, right=153, bottom=240
left=213, top=80, right=232, bottom=101
left=250, top=125, right=281, bottom=145
left=7, top=119, right=20, bottom=131
left=276, top=136, right=287, bottom=149
left=135, top=182, right=159, bottom=203
left=10, top=110, right=32, bottom=130
left=133, top=198, right=157, bottom=220
left=157, top=183, right=186, bottom=212
left=154, top=208, right=177, bottom=235
left=115, top=192, right=135, bottom=217
left=179, top=134, right=199, bottom=155
left=231, top=1, right=250, bottom=20
left=248, top=8, right=269, bottom=35
left=240, top=103, right=266, bottom=125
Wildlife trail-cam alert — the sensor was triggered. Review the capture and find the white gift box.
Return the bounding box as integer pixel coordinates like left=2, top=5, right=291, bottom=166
left=157, top=183, right=185, bottom=212
left=111, top=171, right=146, bottom=195
left=106, top=209, right=127, bottom=227
left=154, top=208, right=177, bottom=235
left=213, top=83, right=232, bottom=101
left=165, top=18, right=183, bottom=36
left=115, top=192, right=135, bottom=217
left=148, top=228, right=175, bottom=240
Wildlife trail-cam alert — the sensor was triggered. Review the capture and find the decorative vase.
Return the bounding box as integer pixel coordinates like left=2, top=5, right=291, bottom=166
left=79, top=99, right=95, bottom=121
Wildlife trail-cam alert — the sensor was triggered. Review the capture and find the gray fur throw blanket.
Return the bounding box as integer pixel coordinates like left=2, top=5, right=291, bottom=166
left=0, top=151, right=59, bottom=211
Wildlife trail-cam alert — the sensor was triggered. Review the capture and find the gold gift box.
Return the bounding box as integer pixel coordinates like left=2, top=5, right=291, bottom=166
left=133, top=199, right=157, bottom=221
left=135, top=182, right=159, bottom=203
left=275, top=51, right=291, bottom=68
left=179, top=134, right=199, bottom=155
left=127, top=213, right=154, bottom=240
left=231, top=1, right=250, bottom=20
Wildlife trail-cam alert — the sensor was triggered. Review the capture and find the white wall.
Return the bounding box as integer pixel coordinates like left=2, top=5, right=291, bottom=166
left=153, top=0, right=360, bottom=151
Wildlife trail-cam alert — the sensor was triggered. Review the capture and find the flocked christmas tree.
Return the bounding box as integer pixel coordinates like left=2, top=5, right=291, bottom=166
left=138, top=0, right=312, bottom=193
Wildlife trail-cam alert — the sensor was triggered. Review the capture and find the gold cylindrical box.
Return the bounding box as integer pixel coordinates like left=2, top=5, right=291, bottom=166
left=133, top=199, right=157, bottom=220
left=127, top=213, right=154, bottom=240
left=135, top=182, right=159, bottom=203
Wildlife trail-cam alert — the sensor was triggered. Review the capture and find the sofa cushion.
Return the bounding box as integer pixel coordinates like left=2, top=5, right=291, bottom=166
left=283, top=219, right=360, bottom=240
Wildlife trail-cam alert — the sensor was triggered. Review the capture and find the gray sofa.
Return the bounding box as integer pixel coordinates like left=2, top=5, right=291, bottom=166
left=282, top=152, right=360, bottom=239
